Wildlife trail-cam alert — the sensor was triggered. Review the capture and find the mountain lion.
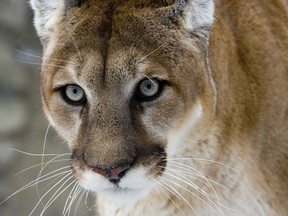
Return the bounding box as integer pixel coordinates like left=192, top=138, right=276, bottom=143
left=30, top=0, right=288, bottom=215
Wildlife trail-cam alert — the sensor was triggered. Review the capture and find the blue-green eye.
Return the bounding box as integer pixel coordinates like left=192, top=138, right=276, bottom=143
left=132, top=78, right=165, bottom=105
left=139, top=79, right=160, bottom=97
left=61, top=84, right=87, bottom=106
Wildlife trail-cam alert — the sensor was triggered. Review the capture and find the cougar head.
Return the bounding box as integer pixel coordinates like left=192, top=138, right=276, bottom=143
left=30, top=0, right=216, bottom=203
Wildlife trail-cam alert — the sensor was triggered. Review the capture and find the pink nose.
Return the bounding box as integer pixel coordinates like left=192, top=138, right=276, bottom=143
left=92, top=163, right=131, bottom=180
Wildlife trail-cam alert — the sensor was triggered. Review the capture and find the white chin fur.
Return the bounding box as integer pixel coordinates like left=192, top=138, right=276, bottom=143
left=99, top=187, right=153, bottom=205
left=78, top=168, right=155, bottom=205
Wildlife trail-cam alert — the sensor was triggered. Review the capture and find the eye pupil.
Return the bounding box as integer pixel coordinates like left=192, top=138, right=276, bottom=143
left=146, top=83, right=152, bottom=90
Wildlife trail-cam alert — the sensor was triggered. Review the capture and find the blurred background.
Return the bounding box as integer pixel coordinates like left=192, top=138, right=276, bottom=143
left=0, top=1, right=95, bottom=215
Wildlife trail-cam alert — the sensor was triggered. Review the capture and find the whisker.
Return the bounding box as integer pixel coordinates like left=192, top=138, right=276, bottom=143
left=36, top=153, right=71, bottom=208
left=74, top=188, right=86, bottom=216
left=137, top=42, right=167, bottom=63
left=0, top=169, right=72, bottom=206
left=14, top=159, right=70, bottom=177
left=165, top=163, right=223, bottom=207
left=43, top=170, right=71, bottom=191
left=166, top=157, right=239, bottom=174
left=84, top=191, right=90, bottom=209
left=41, top=178, right=76, bottom=216
left=64, top=184, right=82, bottom=216
left=165, top=163, right=222, bottom=200
left=14, top=49, right=77, bottom=64
left=163, top=166, right=220, bottom=203
left=143, top=74, right=156, bottom=85
left=29, top=173, right=73, bottom=216
left=157, top=177, right=183, bottom=200
left=41, top=123, right=51, bottom=170
left=84, top=190, right=94, bottom=211
left=168, top=160, right=225, bottom=189
left=167, top=160, right=236, bottom=209
left=69, top=185, right=84, bottom=216
left=144, top=170, right=185, bottom=215
left=166, top=168, right=237, bottom=213
left=157, top=182, right=186, bottom=216
left=167, top=165, right=232, bottom=191
left=37, top=122, right=51, bottom=208
left=9, top=148, right=69, bottom=157
left=16, top=60, right=75, bottom=70
left=164, top=172, right=224, bottom=216
left=63, top=181, right=79, bottom=215
left=164, top=166, right=233, bottom=212
left=160, top=176, right=200, bottom=216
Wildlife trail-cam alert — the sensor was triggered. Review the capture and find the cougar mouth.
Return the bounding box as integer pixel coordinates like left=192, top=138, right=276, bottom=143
left=71, top=147, right=167, bottom=203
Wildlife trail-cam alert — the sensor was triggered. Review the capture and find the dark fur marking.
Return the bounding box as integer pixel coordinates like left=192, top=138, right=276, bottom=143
left=66, top=0, right=85, bottom=10
left=98, top=3, right=116, bottom=86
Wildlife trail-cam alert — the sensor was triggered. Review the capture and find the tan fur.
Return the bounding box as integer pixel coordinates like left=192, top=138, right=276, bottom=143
left=31, top=0, right=288, bottom=215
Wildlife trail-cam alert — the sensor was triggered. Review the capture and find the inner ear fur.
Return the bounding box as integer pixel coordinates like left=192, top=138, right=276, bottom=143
left=30, top=0, right=86, bottom=45
left=138, top=0, right=215, bottom=30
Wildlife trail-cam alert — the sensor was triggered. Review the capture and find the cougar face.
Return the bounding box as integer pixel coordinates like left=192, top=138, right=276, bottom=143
left=29, top=0, right=288, bottom=214
left=35, top=0, right=216, bottom=203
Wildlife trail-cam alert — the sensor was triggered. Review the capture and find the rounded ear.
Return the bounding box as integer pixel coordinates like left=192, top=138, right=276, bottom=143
left=30, top=0, right=65, bottom=45
left=174, top=0, right=215, bottom=32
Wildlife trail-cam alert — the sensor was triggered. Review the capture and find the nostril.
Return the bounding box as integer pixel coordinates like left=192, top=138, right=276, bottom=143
left=110, top=163, right=130, bottom=180
left=92, top=163, right=131, bottom=181
left=92, top=167, right=109, bottom=178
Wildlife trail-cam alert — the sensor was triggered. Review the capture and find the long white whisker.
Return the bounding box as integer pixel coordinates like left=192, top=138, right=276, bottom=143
left=155, top=180, right=186, bottom=215
left=41, top=178, right=76, bottom=216
left=143, top=170, right=185, bottom=215
left=30, top=173, right=73, bottom=216
left=43, top=171, right=70, bottom=191
left=137, top=42, right=167, bottom=63
left=0, top=169, right=72, bottom=205
left=14, top=49, right=77, bottom=64
left=64, top=184, right=80, bottom=216
left=14, top=159, right=71, bottom=177
left=63, top=181, right=79, bottom=215
left=41, top=123, right=51, bottom=169
left=168, top=160, right=224, bottom=199
left=36, top=152, right=71, bottom=209
left=9, top=148, right=67, bottom=157
left=164, top=172, right=224, bottom=216
left=167, top=165, right=232, bottom=192
left=163, top=165, right=221, bottom=205
left=167, top=160, right=236, bottom=211
left=167, top=157, right=239, bottom=174
left=16, top=60, right=75, bottom=70
left=74, top=188, right=86, bottom=216
left=84, top=191, right=90, bottom=209
left=165, top=166, right=233, bottom=212
left=157, top=178, right=183, bottom=200
left=160, top=176, right=200, bottom=216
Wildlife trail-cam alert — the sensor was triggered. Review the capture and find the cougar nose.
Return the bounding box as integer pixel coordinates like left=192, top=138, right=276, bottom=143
left=92, top=163, right=131, bottom=182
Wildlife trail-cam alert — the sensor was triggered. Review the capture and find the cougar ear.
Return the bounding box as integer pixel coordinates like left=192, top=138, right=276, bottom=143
left=30, top=0, right=65, bottom=44
left=175, top=0, right=215, bottom=31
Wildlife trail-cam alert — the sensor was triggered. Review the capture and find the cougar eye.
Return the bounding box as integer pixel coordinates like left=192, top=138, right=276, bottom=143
left=139, top=79, right=160, bottom=97
left=60, top=84, right=87, bottom=106
left=135, top=78, right=164, bottom=102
